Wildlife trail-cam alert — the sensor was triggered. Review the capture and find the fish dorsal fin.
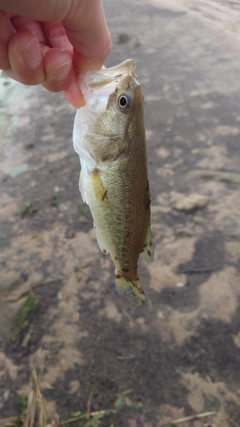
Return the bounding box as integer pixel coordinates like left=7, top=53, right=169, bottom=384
left=141, top=227, right=154, bottom=263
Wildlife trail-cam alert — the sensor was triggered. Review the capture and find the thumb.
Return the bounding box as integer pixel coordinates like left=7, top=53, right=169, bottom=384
left=63, top=0, right=111, bottom=72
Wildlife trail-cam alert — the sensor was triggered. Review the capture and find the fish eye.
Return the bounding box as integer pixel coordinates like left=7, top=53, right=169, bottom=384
left=117, top=93, right=132, bottom=112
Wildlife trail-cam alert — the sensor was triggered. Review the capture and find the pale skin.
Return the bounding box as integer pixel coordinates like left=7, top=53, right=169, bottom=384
left=0, top=0, right=111, bottom=108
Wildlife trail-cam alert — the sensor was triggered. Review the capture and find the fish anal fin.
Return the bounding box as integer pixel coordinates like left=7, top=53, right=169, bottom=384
left=115, top=275, right=146, bottom=305
left=141, top=227, right=154, bottom=263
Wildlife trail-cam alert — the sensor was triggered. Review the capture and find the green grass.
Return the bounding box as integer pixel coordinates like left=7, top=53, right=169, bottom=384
left=50, top=194, right=59, bottom=207
left=16, top=293, right=37, bottom=332
left=15, top=395, right=28, bottom=427
left=21, top=203, right=38, bottom=217
left=62, top=390, right=143, bottom=427
left=78, top=203, right=87, bottom=216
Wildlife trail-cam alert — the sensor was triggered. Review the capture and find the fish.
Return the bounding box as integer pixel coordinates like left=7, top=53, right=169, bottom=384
left=73, top=59, right=153, bottom=304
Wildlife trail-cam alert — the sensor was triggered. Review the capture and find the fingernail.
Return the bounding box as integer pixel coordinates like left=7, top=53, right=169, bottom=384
left=21, top=37, right=42, bottom=70
left=52, top=59, right=72, bottom=83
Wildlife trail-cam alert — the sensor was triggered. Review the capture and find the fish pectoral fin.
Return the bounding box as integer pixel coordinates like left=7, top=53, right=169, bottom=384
left=140, top=227, right=154, bottom=264
left=115, top=276, right=146, bottom=305
left=79, top=171, right=87, bottom=204
left=90, top=169, right=108, bottom=204
left=96, top=229, right=108, bottom=255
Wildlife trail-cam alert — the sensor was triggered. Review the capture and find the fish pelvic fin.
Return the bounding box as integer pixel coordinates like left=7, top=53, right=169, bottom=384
left=79, top=171, right=87, bottom=203
left=95, top=228, right=108, bottom=255
left=115, top=275, right=146, bottom=305
left=141, top=226, right=154, bottom=264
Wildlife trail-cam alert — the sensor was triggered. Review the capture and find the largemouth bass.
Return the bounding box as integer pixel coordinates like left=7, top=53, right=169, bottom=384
left=73, top=59, right=153, bottom=303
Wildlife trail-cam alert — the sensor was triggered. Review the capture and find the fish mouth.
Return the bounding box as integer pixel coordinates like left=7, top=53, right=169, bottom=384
left=80, top=59, right=139, bottom=98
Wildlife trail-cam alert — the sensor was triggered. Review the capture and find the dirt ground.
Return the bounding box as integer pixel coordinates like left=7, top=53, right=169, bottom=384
left=1, top=1, right=240, bottom=426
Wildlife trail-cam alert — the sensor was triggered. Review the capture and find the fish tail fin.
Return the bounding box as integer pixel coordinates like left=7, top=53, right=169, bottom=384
left=115, top=276, right=146, bottom=305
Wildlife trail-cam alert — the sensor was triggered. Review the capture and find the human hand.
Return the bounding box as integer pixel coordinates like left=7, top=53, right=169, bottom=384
left=0, top=0, right=111, bottom=108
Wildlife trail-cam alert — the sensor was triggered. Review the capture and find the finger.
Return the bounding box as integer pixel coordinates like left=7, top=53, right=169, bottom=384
left=8, top=29, right=45, bottom=85
left=4, top=46, right=74, bottom=93
left=0, top=0, right=71, bottom=21
left=41, top=21, right=73, bottom=53
left=11, top=18, right=73, bottom=55
left=0, top=39, right=10, bottom=69
left=10, top=16, right=50, bottom=57
left=8, top=17, right=74, bottom=92
left=0, top=11, right=15, bottom=69
left=11, top=16, right=46, bottom=39
left=0, top=0, right=111, bottom=72
left=2, top=67, right=25, bottom=83
left=41, top=48, right=72, bottom=92
left=64, top=0, right=111, bottom=72
left=63, top=68, right=85, bottom=108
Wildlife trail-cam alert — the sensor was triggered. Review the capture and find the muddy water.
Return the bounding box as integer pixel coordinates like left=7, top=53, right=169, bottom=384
left=1, top=1, right=240, bottom=426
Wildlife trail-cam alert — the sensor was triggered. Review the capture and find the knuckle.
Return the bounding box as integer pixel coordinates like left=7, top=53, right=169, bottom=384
left=15, top=70, right=45, bottom=86
left=0, top=42, right=10, bottom=69
left=41, top=79, right=68, bottom=93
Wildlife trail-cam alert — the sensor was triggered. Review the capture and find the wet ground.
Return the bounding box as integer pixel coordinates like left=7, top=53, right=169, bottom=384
left=1, top=0, right=240, bottom=426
